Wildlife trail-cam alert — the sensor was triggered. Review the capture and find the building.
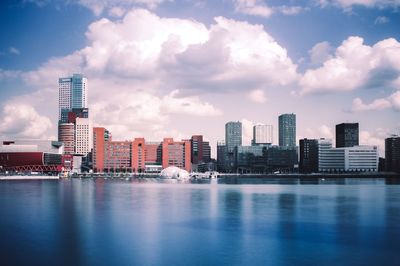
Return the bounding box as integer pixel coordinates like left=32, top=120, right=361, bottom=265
left=0, top=140, right=72, bottom=173
left=58, top=123, right=75, bottom=154
left=299, top=139, right=318, bottom=173
left=336, top=123, right=359, bottom=148
left=162, top=138, right=191, bottom=172
left=191, top=135, right=211, bottom=164
left=59, top=74, right=88, bottom=123
left=225, top=121, right=242, bottom=152
left=318, top=139, right=378, bottom=172
left=385, top=135, right=400, bottom=172
left=265, top=146, right=298, bottom=173
left=252, top=124, right=273, bottom=146
left=67, top=108, right=89, bottom=123
left=279, top=114, right=296, bottom=147
left=104, top=141, right=132, bottom=172
left=217, top=141, right=226, bottom=172
left=93, top=127, right=112, bottom=172
left=132, top=138, right=146, bottom=172
left=74, top=117, right=91, bottom=156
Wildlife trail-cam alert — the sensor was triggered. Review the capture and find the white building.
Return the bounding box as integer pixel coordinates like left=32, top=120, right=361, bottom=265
left=318, top=139, right=378, bottom=172
left=252, top=124, right=273, bottom=145
left=74, top=118, right=91, bottom=155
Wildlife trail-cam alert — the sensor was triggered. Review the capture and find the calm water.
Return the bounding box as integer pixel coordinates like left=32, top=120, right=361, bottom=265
left=1, top=178, right=400, bottom=266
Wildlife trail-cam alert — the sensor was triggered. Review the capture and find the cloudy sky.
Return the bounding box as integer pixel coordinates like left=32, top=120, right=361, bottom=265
left=0, top=0, right=399, bottom=156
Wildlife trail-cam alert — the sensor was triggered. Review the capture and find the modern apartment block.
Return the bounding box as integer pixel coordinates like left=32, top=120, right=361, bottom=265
left=252, top=124, right=273, bottom=146
left=336, top=123, right=359, bottom=148
left=279, top=114, right=296, bottom=147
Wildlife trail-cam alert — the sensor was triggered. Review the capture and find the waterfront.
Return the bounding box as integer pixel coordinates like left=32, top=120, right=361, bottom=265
left=1, top=178, right=400, bottom=265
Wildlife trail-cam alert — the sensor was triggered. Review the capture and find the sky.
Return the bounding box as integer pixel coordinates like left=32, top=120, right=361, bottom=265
left=0, top=0, right=400, bottom=157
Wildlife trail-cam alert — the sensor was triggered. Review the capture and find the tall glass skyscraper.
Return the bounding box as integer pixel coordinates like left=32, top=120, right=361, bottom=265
left=59, top=74, right=88, bottom=123
left=225, top=121, right=242, bottom=152
left=279, top=113, right=296, bottom=147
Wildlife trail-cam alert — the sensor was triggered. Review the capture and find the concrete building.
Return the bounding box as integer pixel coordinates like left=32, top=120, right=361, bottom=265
left=336, top=123, right=359, bottom=148
left=74, top=117, right=91, bottom=156
left=252, top=124, right=273, bottom=146
left=59, top=74, right=88, bottom=123
left=58, top=123, right=75, bottom=155
left=279, top=114, right=296, bottom=147
left=225, top=121, right=242, bottom=152
left=299, top=138, right=319, bottom=173
left=162, top=138, right=191, bottom=172
left=385, top=135, right=400, bottom=172
left=318, top=139, right=378, bottom=172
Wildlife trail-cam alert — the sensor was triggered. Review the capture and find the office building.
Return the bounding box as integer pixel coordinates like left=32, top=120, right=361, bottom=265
left=318, top=139, right=378, bottom=172
left=225, top=121, right=242, bottom=152
left=279, top=114, right=296, bottom=147
left=58, top=123, right=75, bottom=155
left=191, top=135, right=211, bottom=164
left=104, top=141, right=132, bottom=172
left=162, top=138, right=191, bottom=172
left=385, top=135, right=400, bottom=172
left=252, top=124, right=273, bottom=146
left=299, top=138, right=318, bottom=173
left=132, top=138, right=146, bottom=172
left=74, top=117, right=91, bottom=156
left=59, top=74, right=88, bottom=123
left=336, top=123, right=359, bottom=148
left=93, top=127, right=112, bottom=172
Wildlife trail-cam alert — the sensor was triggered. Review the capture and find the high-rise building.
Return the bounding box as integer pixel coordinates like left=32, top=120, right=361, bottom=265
left=385, top=135, right=400, bottom=172
left=252, top=124, right=273, bottom=146
left=225, top=121, right=242, bottom=152
left=336, top=123, right=359, bottom=148
left=58, top=74, right=88, bottom=123
left=279, top=114, right=296, bottom=147
left=299, top=138, right=318, bottom=173
left=162, top=138, right=191, bottom=172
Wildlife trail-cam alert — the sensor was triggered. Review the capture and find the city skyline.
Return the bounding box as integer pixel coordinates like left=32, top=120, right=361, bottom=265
left=1, top=1, right=400, bottom=156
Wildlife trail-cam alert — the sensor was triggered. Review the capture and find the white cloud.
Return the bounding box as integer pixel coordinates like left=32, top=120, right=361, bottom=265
left=352, top=91, right=400, bottom=112
left=78, top=0, right=166, bottom=16
left=241, top=118, right=254, bottom=145
left=309, top=41, right=332, bottom=65
left=233, top=0, right=306, bottom=17
left=374, top=16, right=389, bottom=25
left=317, top=0, right=400, bottom=9
left=360, top=128, right=390, bottom=156
left=0, top=104, right=52, bottom=139
left=234, top=0, right=273, bottom=17
left=9, top=47, right=20, bottom=55
left=303, top=124, right=334, bottom=139
left=109, top=6, right=126, bottom=17
left=248, top=89, right=267, bottom=103
left=300, top=36, right=400, bottom=95
left=0, top=69, right=21, bottom=80
left=5, top=9, right=299, bottom=141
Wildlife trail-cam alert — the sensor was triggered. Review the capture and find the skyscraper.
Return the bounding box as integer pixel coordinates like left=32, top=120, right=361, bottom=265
left=336, top=123, right=359, bottom=148
left=385, top=135, right=400, bottom=172
left=59, top=74, right=88, bottom=123
left=252, top=124, right=273, bottom=146
left=279, top=113, right=296, bottom=147
left=225, top=121, right=242, bottom=152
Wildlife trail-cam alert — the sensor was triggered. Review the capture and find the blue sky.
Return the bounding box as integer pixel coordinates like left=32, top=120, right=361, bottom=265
left=0, top=0, right=400, bottom=155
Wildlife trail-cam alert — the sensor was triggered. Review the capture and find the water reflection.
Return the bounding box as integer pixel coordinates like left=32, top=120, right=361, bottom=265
left=1, top=179, right=400, bottom=265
